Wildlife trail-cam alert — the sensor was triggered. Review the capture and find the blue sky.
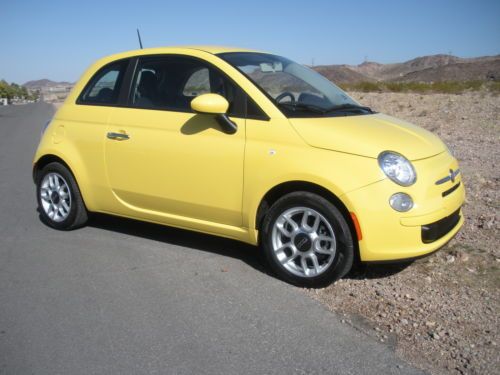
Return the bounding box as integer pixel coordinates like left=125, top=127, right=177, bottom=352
left=1, top=0, right=499, bottom=83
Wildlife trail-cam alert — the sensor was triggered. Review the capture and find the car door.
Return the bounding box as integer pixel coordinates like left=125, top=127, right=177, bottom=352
left=104, top=55, right=246, bottom=228
left=66, top=59, right=130, bottom=211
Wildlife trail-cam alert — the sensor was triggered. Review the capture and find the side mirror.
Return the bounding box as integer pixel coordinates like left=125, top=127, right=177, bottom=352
left=190, top=93, right=237, bottom=134
left=191, top=93, right=228, bottom=114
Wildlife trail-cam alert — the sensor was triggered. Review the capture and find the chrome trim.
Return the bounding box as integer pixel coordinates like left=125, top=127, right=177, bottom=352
left=435, top=168, right=460, bottom=185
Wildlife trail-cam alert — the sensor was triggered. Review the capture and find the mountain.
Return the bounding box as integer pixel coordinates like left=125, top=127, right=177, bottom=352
left=391, top=59, right=500, bottom=82
left=313, top=65, right=374, bottom=84
left=23, top=79, right=73, bottom=90
left=313, top=54, right=500, bottom=83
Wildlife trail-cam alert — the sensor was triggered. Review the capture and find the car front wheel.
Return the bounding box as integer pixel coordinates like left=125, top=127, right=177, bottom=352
left=36, top=162, right=88, bottom=230
left=261, top=192, right=354, bottom=288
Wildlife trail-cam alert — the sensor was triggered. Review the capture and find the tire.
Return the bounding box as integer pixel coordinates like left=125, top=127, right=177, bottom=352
left=261, top=192, right=354, bottom=288
left=36, top=162, right=88, bottom=230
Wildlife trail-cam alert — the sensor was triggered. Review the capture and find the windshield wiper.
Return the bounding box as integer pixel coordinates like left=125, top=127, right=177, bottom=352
left=324, top=103, right=374, bottom=114
left=279, top=102, right=374, bottom=115
left=278, top=102, right=329, bottom=114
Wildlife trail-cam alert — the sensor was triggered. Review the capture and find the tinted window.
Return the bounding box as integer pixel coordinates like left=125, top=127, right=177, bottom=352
left=130, top=56, right=246, bottom=116
left=78, top=61, right=128, bottom=105
left=183, top=68, right=210, bottom=96
left=246, top=96, right=267, bottom=120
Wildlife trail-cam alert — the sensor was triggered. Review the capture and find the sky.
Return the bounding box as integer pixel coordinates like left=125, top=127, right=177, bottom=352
left=1, top=0, right=499, bottom=84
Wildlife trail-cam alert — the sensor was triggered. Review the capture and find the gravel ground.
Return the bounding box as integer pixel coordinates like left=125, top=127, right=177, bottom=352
left=307, top=91, right=499, bottom=375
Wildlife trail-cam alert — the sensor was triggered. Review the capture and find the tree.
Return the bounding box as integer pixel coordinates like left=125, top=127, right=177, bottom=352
left=0, top=79, right=38, bottom=100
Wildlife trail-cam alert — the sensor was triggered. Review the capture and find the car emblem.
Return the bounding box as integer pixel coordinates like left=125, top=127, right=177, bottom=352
left=435, top=168, right=460, bottom=185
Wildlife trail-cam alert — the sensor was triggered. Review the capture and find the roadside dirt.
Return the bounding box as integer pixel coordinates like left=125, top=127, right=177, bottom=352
left=307, top=91, right=499, bottom=375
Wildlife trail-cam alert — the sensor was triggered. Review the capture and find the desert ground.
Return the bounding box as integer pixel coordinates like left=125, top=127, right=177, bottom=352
left=308, top=91, right=499, bottom=375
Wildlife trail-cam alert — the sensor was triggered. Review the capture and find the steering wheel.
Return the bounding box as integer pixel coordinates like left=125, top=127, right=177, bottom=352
left=275, top=91, right=295, bottom=103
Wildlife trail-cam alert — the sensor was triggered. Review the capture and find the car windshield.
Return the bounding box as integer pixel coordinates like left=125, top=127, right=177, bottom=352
left=218, top=52, right=371, bottom=117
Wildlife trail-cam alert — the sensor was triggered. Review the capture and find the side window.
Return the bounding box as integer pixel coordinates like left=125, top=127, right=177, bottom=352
left=183, top=68, right=210, bottom=96
left=130, top=56, right=246, bottom=117
left=78, top=61, right=128, bottom=105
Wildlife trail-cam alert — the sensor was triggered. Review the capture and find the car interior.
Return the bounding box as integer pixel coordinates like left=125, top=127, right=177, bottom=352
left=132, top=59, right=237, bottom=112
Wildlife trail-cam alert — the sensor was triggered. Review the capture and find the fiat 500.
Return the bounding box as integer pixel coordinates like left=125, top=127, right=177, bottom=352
left=33, top=46, right=465, bottom=287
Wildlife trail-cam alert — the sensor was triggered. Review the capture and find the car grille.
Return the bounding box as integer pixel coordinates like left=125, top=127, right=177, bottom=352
left=421, top=208, right=461, bottom=244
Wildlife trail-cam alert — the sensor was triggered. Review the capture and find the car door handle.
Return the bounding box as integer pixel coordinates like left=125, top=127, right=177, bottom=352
left=107, top=132, right=130, bottom=141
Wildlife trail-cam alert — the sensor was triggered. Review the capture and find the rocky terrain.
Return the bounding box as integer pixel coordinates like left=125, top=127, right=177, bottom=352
left=313, top=64, right=375, bottom=83
left=23, top=79, right=73, bottom=90
left=314, top=54, right=500, bottom=83
left=308, top=91, right=499, bottom=375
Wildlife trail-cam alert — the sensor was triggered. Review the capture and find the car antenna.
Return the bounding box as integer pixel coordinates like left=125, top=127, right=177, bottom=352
left=136, top=28, right=143, bottom=49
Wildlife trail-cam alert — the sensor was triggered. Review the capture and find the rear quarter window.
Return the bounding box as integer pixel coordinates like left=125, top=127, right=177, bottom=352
left=77, top=60, right=129, bottom=105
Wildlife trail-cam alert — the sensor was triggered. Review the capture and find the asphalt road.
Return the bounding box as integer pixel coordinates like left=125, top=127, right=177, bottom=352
left=0, top=102, right=425, bottom=375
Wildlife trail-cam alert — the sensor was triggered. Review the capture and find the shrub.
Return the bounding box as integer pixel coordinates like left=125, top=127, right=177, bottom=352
left=340, top=80, right=495, bottom=94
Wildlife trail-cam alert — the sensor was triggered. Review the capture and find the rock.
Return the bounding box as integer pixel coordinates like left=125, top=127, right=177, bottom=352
left=446, top=255, right=456, bottom=263
left=430, top=332, right=440, bottom=340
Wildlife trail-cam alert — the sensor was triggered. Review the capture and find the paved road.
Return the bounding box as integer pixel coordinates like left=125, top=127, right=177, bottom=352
left=0, top=102, right=425, bottom=375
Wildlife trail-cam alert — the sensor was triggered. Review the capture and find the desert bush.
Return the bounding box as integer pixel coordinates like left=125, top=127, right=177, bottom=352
left=340, top=80, right=496, bottom=94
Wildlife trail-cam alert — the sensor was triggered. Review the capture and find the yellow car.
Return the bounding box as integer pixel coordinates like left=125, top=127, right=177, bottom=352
left=33, top=46, right=465, bottom=287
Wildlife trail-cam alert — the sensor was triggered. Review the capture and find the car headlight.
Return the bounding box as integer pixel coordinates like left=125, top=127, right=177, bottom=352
left=378, top=151, right=416, bottom=186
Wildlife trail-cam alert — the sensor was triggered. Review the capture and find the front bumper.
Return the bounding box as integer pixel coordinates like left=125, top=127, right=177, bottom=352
left=342, top=151, right=465, bottom=262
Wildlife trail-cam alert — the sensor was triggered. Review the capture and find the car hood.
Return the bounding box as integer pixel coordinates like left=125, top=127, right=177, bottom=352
left=289, top=113, right=446, bottom=160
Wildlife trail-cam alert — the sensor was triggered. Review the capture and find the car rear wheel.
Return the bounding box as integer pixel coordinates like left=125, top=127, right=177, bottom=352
left=261, top=192, right=354, bottom=288
left=36, top=162, right=88, bottom=230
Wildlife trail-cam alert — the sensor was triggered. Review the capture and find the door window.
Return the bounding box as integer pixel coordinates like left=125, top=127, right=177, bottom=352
left=130, top=56, right=245, bottom=116
left=182, top=68, right=210, bottom=97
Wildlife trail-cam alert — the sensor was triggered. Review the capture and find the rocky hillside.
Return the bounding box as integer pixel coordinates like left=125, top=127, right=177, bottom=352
left=313, top=54, right=500, bottom=83
left=23, top=79, right=73, bottom=90
left=313, top=65, right=374, bottom=84
left=394, top=59, right=500, bottom=82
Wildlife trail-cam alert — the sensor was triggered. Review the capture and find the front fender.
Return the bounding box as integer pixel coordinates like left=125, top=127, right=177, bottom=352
left=242, top=145, right=383, bottom=243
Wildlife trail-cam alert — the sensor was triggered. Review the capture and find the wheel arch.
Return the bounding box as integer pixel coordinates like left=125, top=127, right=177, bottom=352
left=33, top=153, right=93, bottom=211
left=33, top=154, right=74, bottom=183
left=254, top=180, right=360, bottom=261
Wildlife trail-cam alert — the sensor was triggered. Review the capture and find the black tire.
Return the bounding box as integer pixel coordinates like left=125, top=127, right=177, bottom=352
left=261, top=192, right=354, bottom=288
left=36, top=162, right=88, bottom=230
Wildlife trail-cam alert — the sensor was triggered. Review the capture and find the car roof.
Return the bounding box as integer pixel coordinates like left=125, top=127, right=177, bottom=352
left=171, top=45, right=260, bottom=54
left=97, top=46, right=266, bottom=66
left=116, top=45, right=262, bottom=57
